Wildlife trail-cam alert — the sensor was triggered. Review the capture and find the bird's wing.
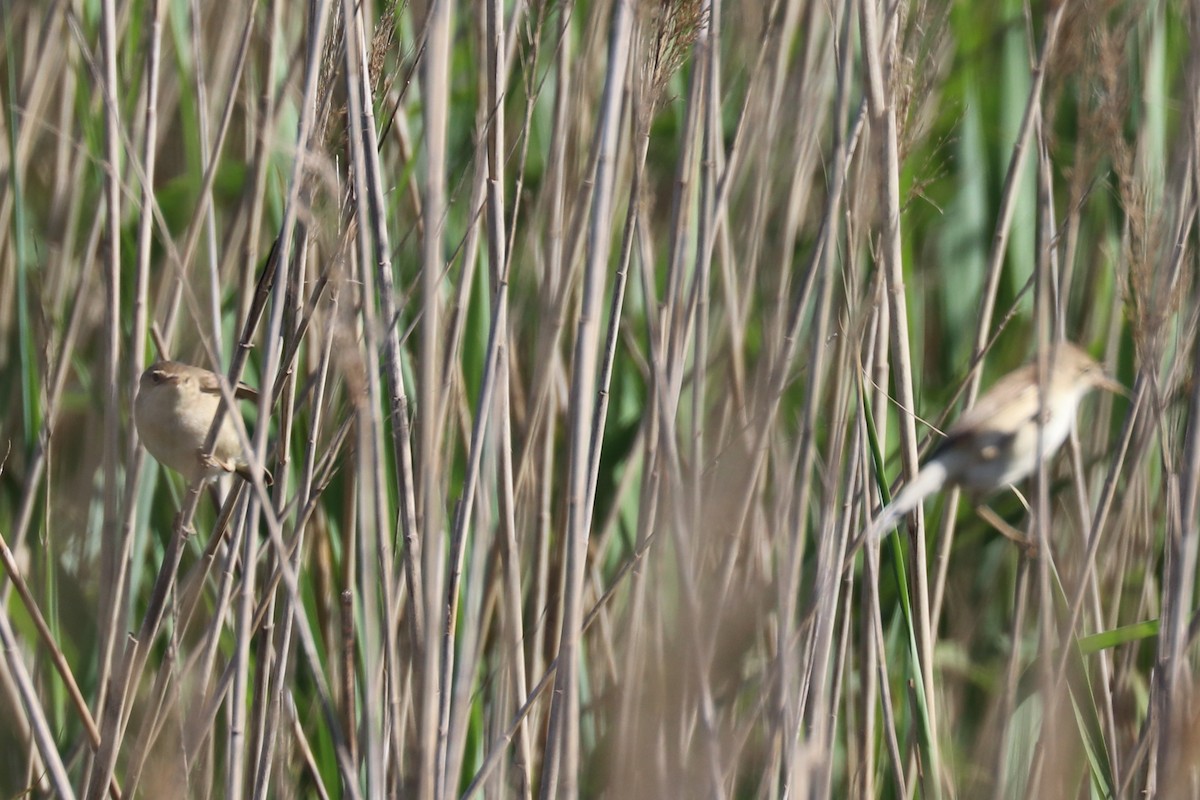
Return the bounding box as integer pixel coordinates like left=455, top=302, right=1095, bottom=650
left=234, top=382, right=260, bottom=402
left=929, top=423, right=1020, bottom=464
left=196, top=370, right=260, bottom=402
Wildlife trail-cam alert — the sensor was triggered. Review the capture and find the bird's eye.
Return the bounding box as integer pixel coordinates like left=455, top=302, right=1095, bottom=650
left=151, top=371, right=164, bottom=384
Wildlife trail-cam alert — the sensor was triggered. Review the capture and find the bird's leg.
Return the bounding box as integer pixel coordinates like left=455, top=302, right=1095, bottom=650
left=976, top=504, right=1039, bottom=559
left=197, top=450, right=225, bottom=473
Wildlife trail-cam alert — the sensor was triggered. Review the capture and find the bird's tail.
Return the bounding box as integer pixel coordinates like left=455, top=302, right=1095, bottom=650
left=863, top=460, right=950, bottom=544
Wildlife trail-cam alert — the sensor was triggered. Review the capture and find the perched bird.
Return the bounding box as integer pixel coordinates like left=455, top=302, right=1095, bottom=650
left=135, top=360, right=273, bottom=485
left=865, top=342, right=1122, bottom=543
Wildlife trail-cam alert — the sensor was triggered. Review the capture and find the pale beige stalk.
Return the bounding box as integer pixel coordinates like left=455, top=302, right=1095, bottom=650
left=866, top=343, right=1122, bottom=543
left=134, top=361, right=273, bottom=485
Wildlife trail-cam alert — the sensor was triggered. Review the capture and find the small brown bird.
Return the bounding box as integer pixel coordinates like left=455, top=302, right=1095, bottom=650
left=135, top=361, right=273, bottom=485
left=865, top=342, right=1122, bottom=543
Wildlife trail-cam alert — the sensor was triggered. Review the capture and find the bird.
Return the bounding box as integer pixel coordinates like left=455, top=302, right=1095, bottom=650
left=864, top=342, right=1122, bottom=544
left=134, top=360, right=273, bottom=485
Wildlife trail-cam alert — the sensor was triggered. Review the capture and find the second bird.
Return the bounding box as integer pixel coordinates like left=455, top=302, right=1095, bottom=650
left=865, top=342, right=1122, bottom=543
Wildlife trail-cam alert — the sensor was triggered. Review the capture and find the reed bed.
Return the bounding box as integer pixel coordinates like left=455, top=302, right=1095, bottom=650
left=0, top=0, right=1196, bottom=796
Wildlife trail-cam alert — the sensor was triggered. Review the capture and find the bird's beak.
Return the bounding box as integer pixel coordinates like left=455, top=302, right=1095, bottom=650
left=1096, top=374, right=1129, bottom=398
